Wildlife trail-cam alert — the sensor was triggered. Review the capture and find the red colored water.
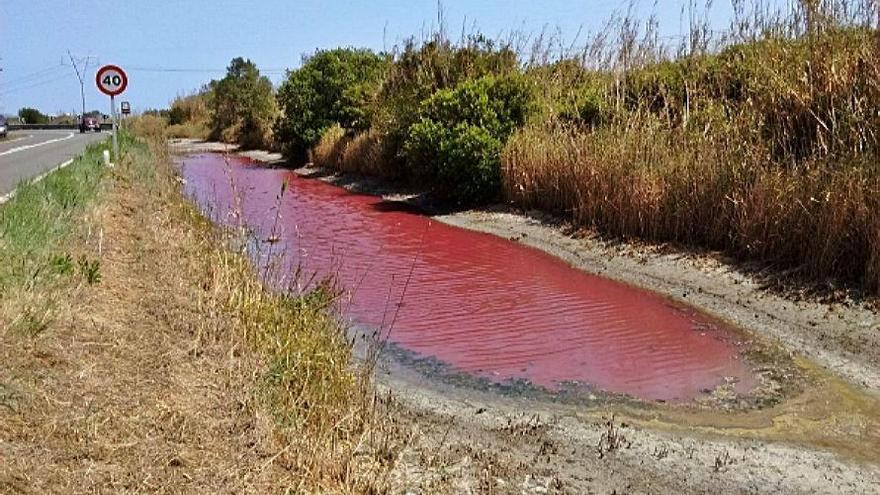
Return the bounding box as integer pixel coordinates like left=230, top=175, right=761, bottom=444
left=179, top=153, right=757, bottom=402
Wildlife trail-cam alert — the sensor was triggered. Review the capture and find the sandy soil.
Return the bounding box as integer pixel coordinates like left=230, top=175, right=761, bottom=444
left=167, top=140, right=880, bottom=493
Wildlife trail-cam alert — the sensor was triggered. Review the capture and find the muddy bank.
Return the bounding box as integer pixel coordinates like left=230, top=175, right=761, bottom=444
left=377, top=366, right=880, bottom=494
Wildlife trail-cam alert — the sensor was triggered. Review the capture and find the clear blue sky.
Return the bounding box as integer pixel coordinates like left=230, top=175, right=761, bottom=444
left=1, top=0, right=747, bottom=116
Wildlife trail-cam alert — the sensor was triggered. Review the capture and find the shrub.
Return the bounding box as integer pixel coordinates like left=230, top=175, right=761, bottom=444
left=376, top=35, right=519, bottom=169
left=403, top=75, right=534, bottom=203
left=18, top=107, right=49, bottom=124
left=275, top=48, right=389, bottom=160
left=406, top=120, right=503, bottom=203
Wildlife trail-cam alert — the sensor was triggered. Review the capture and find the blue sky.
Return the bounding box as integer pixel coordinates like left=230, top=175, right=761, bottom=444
left=0, top=0, right=745, bottom=116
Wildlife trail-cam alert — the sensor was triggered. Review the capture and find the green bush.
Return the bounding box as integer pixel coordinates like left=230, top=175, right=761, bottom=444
left=403, top=75, right=534, bottom=203
left=375, top=36, right=519, bottom=167
left=556, top=79, right=615, bottom=128
left=275, top=48, right=389, bottom=159
left=18, top=107, right=49, bottom=124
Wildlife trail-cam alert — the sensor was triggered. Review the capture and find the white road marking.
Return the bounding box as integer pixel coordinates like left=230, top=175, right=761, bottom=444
left=0, top=158, right=76, bottom=205
left=0, top=132, right=75, bottom=157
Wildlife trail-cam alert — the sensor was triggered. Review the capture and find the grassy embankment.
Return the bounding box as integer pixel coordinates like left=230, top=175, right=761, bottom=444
left=128, top=136, right=394, bottom=491
left=0, top=140, right=108, bottom=334
left=0, top=132, right=397, bottom=491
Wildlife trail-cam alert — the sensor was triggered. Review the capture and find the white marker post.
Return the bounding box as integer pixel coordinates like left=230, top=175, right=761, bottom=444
left=111, top=95, right=118, bottom=158
left=95, top=65, right=128, bottom=163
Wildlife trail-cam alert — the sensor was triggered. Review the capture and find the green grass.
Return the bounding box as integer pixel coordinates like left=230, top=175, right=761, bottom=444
left=0, top=138, right=110, bottom=332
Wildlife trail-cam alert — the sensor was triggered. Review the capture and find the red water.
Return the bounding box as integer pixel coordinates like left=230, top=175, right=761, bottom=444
left=179, top=153, right=757, bottom=402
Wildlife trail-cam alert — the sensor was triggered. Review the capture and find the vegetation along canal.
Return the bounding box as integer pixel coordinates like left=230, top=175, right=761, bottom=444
left=180, top=153, right=759, bottom=403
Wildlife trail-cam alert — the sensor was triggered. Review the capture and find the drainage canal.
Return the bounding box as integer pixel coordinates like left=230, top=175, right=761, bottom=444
left=179, top=153, right=757, bottom=402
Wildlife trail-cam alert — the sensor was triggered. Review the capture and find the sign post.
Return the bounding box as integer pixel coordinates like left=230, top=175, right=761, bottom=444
left=95, top=65, right=128, bottom=163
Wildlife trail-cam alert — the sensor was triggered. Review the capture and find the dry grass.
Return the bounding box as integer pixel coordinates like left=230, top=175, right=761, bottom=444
left=166, top=121, right=211, bottom=140
left=0, top=140, right=288, bottom=492
left=500, top=3, right=880, bottom=293
left=127, top=114, right=168, bottom=141
left=503, top=122, right=880, bottom=292
left=203, top=226, right=394, bottom=492
left=135, top=139, right=401, bottom=492
left=168, top=93, right=211, bottom=140
left=311, top=125, right=395, bottom=177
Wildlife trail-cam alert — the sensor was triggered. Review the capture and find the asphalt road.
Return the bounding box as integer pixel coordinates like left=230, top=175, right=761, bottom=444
left=0, top=130, right=108, bottom=199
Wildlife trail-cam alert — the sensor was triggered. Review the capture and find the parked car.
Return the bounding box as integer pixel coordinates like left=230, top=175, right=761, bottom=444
left=80, top=116, right=100, bottom=133
left=0, top=115, right=7, bottom=138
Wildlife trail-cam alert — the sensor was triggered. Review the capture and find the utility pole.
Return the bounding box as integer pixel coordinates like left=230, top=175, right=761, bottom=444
left=67, top=51, right=89, bottom=121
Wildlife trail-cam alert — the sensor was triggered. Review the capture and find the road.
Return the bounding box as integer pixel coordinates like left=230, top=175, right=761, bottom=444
left=0, top=130, right=108, bottom=199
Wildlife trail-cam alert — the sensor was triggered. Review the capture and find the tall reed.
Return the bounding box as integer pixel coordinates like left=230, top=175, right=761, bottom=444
left=501, top=1, right=880, bottom=291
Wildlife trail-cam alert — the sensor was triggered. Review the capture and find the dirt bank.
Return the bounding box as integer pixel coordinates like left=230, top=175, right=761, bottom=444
left=169, top=140, right=880, bottom=493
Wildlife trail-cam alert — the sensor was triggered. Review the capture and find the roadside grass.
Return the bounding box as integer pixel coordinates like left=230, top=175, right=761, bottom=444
left=0, top=126, right=399, bottom=490
left=130, top=134, right=399, bottom=491
left=0, top=138, right=109, bottom=334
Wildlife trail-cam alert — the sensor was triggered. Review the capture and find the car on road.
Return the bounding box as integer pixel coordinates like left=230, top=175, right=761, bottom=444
left=79, top=116, right=100, bottom=133
left=0, top=115, right=7, bottom=138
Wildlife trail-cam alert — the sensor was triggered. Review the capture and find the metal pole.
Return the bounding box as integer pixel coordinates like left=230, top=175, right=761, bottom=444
left=68, top=51, right=87, bottom=123
left=111, top=94, right=119, bottom=162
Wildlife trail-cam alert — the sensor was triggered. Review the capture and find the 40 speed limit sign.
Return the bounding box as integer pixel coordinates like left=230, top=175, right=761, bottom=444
left=95, top=64, right=128, bottom=96
left=95, top=64, right=128, bottom=163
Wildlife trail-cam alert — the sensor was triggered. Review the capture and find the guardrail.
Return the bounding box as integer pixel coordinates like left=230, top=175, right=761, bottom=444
left=8, top=123, right=113, bottom=131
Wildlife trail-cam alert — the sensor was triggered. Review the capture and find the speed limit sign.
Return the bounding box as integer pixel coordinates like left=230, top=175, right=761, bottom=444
left=96, top=64, right=128, bottom=163
left=95, top=65, right=128, bottom=96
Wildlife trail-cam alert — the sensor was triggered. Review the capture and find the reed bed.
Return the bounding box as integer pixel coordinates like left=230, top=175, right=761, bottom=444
left=499, top=1, right=880, bottom=292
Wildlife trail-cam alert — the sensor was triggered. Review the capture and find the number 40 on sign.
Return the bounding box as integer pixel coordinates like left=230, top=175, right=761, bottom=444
left=95, top=64, right=128, bottom=163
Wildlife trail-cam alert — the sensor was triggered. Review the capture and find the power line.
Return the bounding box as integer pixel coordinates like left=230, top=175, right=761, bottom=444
left=126, top=66, right=287, bottom=74
left=2, top=64, right=66, bottom=87
left=0, top=72, right=72, bottom=96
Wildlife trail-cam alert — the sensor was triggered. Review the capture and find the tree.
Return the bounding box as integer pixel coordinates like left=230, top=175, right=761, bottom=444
left=208, top=57, right=276, bottom=149
left=275, top=48, right=389, bottom=159
left=18, top=107, right=48, bottom=124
